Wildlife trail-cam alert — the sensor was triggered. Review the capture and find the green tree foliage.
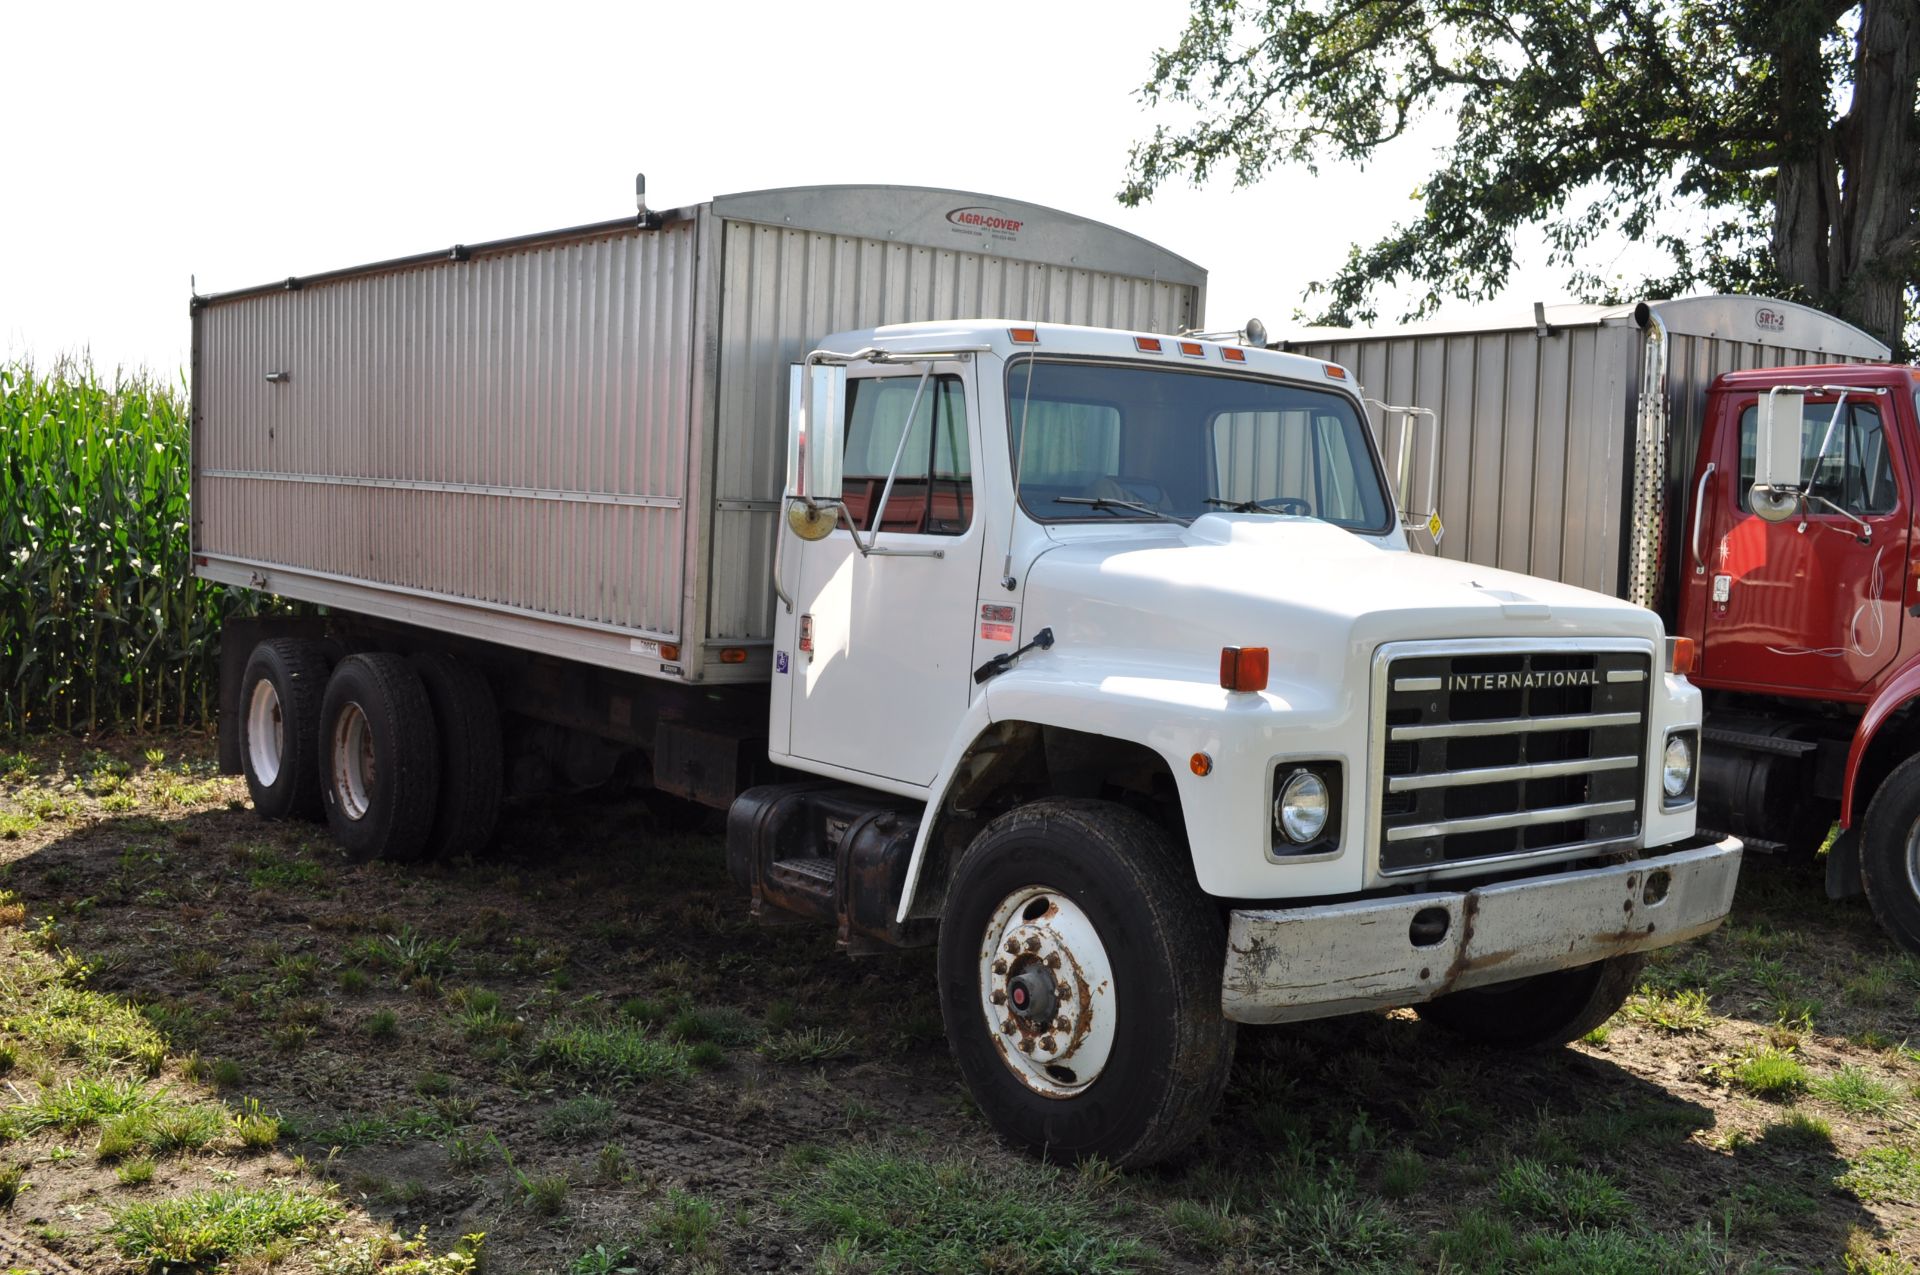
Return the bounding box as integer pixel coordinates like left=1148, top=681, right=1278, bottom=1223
left=1124, top=1, right=1919, bottom=355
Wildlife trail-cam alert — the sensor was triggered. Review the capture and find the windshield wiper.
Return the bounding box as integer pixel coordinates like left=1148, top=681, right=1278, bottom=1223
left=1053, top=496, right=1190, bottom=525
left=1203, top=497, right=1313, bottom=516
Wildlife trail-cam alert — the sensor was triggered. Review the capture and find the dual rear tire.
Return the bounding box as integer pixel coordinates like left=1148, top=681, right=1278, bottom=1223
left=238, top=640, right=501, bottom=861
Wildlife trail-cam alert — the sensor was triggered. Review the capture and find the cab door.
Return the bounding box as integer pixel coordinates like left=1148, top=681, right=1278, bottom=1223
left=779, top=362, right=986, bottom=787
left=1695, top=392, right=1909, bottom=695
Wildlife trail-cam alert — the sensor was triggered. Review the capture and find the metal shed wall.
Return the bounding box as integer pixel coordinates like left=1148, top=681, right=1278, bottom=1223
left=1285, top=297, right=1891, bottom=605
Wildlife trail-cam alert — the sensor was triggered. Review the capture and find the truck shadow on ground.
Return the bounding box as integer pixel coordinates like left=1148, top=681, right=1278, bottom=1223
left=1, top=787, right=1899, bottom=1270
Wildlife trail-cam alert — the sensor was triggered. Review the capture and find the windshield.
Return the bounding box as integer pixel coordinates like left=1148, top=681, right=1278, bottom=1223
left=1007, top=359, right=1393, bottom=532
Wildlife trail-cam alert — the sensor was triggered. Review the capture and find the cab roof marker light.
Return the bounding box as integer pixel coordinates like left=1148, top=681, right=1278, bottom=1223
left=1323, top=364, right=1348, bottom=380
left=1221, top=347, right=1247, bottom=363
left=1134, top=337, right=1164, bottom=353
left=1179, top=341, right=1206, bottom=358
left=1009, top=327, right=1040, bottom=344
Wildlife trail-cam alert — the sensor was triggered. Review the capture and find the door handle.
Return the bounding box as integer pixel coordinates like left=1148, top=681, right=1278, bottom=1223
left=1691, top=462, right=1716, bottom=574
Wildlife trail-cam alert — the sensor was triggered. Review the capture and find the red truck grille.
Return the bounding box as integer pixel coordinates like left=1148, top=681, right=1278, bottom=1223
left=1375, top=649, right=1651, bottom=875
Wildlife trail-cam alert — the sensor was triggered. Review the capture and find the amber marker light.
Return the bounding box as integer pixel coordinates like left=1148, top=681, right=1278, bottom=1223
left=1178, top=340, right=1206, bottom=358
left=1009, top=327, right=1040, bottom=344
left=1134, top=337, right=1164, bottom=353
left=1219, top=646, right=1270, bottom=693
left=1190, top=752, right=1213, bottom=777
left=1322, top=364, right=1348, bottom=380
left=1667, top=636, right=1699, bottom=675
left=1221, top=347, right=1247, bottom=362
left=718, top=648, right=748, bottom=664
left=659, top=643, right=681, bottom=661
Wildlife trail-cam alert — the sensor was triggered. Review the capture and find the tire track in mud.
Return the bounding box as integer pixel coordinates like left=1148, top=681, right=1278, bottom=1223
left=0, top=1221, right=90, bottom=1275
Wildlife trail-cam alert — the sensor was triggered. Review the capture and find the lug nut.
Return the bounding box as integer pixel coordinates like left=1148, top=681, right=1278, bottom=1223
left=1005, top=938, right=1021, bottom=955
left=1056, top=982, right=1071, bottom=1000
left=990, top=989, right=1006, bottom=1005
left=991, top=959, right=1007, bottom=975
left=1025, top=935, right=1042, bottom=952
left=1039, top=1036, right=1057, bottom=1052
left=1055, top=1015, right=1071, bottom=1032
left=1000, top=1018, right=1015, bottom=1035
left=1018, top=1039, right=1034, bottom=1054
left=1045, top=952, right=1061, bottom=969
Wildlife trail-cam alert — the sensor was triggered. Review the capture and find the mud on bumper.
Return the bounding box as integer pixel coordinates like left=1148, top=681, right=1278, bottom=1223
left=1221, top=837, right=1743, bottom=1025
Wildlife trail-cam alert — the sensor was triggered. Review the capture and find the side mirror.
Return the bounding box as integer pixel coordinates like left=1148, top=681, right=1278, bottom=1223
left=1750, top=391, right=1804, bottom=523
left=785, top=363, right=846, bottom=540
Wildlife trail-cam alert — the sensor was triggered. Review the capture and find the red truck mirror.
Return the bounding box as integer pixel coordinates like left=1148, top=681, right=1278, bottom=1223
left=1750, top=390, right=1805, bottom=523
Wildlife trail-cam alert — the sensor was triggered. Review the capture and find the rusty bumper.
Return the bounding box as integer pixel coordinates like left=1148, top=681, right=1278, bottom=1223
left=1220, top=836, right=1743, bottom=1025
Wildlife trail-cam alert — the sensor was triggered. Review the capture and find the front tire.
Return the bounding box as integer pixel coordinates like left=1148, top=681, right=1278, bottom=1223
left=1415, top=953, right=1644, bottom=1048
left=319, top=654, right=441, bottom=863
left=239, top=639, right=332, bottom=821
left=1860, top=754, right=1920, bottom=953
left=936, top=799, right=1233, bottom=1167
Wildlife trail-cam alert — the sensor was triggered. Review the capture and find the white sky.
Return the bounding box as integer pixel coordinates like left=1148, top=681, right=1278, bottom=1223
left=0, top=0, right=1659, bottom=379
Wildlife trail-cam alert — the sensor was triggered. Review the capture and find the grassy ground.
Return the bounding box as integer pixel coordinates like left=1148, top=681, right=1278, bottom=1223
left=1, top=734, right=1918, bottom=1272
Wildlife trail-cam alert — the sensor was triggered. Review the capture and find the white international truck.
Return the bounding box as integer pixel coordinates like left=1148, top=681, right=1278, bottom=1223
left=193, top=182, right=1742, bottom=1166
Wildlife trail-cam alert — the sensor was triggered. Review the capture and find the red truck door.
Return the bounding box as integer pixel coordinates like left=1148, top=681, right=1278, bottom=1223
left=1690, top=390, right=1910, bottom=696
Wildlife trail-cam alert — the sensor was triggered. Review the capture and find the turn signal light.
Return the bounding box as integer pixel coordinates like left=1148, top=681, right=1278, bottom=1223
left=1134, top=336, right=1164, bottom=353
left=1322, top=363, right=1348, bottom=380
left=1009, top=327, right=1040, bottom=344
left=659, top=643, right=681, bottom=662
left=1220, top=646, right=1270, bottom=693
left=1222, top=347, right=1247, bottom=362
left=1666, top=636, right=1698, bottom=676
left=1179, top=340, right=1206, bottom=358
left=718, top=647, right=748, bottom=664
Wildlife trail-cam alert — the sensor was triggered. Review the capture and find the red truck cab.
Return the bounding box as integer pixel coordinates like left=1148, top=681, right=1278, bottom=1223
left=1680, top=364, right=1920, bottom=942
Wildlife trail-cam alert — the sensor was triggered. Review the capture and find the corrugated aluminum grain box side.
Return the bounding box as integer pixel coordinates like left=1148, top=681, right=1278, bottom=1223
left=1287, top=318, right=1638, bottom=596
left=697, top=186, right=1207, bottom=648
left=193, top=213, right=706, bottom=679
left=1286, top=297, right=1891, bottom=605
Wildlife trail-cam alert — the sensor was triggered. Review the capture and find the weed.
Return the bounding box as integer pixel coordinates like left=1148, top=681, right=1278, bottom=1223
left=593, top=1144, right=630, bottom=1185
left=570, top=1243, right=640, bottom=1275
left=1165, top=1198, right=1240, bottom=1253
left=116, top=1157, right=156, bottom=1187
left=1764, top=1109, right=1835, bottom=1150
left=616, top=996, right=665, bottom=1026
left=1843, top=1146, right=1920, bottom=1204
left=519, top=1169, right=571, bottom=1217
left=689, top=1040, right=727, bottom=1070
left=271, top=1021, right=316, bottom=1053
left=761, top=1027, right=855, bottom=1065
left=790, top=1145, right=1144, bottom=1274
left=5, top=978, right=166, bottom=1073
left=1731, top=1048, right=1813, bottom=1099
left=1813, top=1065, right=1902, bottom=1115
left=543, top=1095, right=617, bottom=1142
left=415, top=1070, right=454, bottom=1097
left=172, top=949, right=219, bottom=981
left=338, top=966, right=369, bottom=995
left=534, top=1021, right=690, bottom=1087
left=0, top=1161, right=22, bottom=1207
left=365, top=1008, right=400, bottom=1040
left=1378, top=1146, right=1428, bottom=1199
left=650, top=1188, right=716, bottom=1256
left=1495, top=1157, right=1630, bottom=1228
left=1621, top=987, right=1716, bottom=1033
left=233, top=1097, right=281, bottom=1149
left=108, top=1186, right=340, bottom=1268
left=212, top=1058, right=243, bottom=1089
left=765, top=998, right=798, bottom=1032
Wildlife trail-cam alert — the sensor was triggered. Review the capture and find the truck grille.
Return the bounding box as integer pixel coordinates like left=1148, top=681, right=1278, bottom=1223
left=1376, top=649, right=1650, bottom=874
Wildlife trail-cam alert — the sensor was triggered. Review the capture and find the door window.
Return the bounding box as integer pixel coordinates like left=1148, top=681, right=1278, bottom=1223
left=1738, top=401, right=1896, bottom=516
left=841, top=375, right=971, bottom=535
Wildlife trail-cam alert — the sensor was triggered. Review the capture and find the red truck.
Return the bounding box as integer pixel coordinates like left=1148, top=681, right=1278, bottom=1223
left=1285, top=298, right=1920, bottom=948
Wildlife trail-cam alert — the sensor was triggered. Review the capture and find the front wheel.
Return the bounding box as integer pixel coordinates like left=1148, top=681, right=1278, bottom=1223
left=1415, top=953, right=1644, bottom=1048
left=1860, top=754, right=1920, bottom=953
left=936, top=799, right=1234, bottom=1167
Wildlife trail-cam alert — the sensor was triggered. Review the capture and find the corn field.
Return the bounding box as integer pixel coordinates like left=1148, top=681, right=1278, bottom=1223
left=1, top=361, right=278, bottom=736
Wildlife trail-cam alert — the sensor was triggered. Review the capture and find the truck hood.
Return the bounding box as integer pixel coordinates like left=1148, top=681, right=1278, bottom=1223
left=1022, top=514, right=1663, bottom=688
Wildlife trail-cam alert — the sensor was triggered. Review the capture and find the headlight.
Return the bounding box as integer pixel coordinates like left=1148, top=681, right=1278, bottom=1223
left=1663, top=734, right=1694, bottom=799
left=1276, top=770, right=1330, bottom=843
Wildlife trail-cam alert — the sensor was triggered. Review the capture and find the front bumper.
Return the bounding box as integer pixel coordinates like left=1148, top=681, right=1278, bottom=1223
left=1221, top=836, right=1743, bottom=1024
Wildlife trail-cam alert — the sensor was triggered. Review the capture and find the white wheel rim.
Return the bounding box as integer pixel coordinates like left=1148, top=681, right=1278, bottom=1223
left=977, top=885, right=1116, bottom=1097
left=331, top=702, right=374, bottom=821
left=246, top=679, right=284, bottom=787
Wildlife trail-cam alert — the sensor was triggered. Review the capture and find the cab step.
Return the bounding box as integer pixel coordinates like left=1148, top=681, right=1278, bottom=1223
left=726, top=782, right=935, bottom=953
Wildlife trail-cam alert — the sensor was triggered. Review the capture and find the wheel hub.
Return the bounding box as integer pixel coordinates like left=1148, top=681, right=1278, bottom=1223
left=978, top=887, right=1115, bottom=1097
